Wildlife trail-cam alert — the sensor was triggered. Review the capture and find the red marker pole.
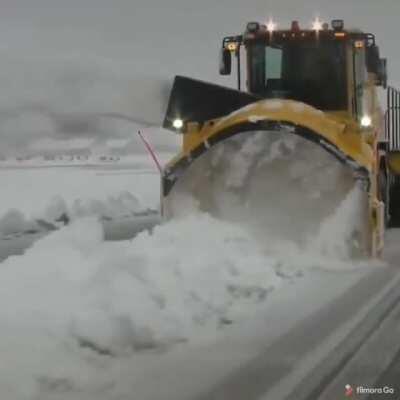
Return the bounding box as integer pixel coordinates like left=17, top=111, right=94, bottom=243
left=137, top=130, right=163, bottom=174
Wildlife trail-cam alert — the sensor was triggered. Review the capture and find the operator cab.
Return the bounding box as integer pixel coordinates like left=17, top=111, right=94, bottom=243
left=220, top=19, right=387, bottom=117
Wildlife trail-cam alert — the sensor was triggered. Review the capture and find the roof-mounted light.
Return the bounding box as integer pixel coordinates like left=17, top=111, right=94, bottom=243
left=226, top=42, right=238, bottom=52
left=354, top=40, right=364, bottom=49
left=312, top=17, right=323, bottom=31
left=266, top=19, right=276, bottom=32
left=247, top=22, right=260, bottom=33
left=331, top=19, right=344, bottom=31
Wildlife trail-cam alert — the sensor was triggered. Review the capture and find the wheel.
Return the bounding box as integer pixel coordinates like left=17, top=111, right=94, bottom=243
left=389, top=175, right=400, bottom=227
left=378, top=168, right=390, bottom=227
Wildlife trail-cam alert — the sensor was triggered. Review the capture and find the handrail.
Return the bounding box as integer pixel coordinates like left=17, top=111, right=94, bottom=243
left=386, top=87, right=400, bottom=151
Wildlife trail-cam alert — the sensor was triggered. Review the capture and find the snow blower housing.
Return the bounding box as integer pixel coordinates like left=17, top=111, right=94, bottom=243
left=162, top=19, right=400, bottom=257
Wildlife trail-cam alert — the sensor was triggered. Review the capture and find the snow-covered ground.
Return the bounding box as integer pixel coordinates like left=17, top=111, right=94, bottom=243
left=0, top=154, right=168, bottom=236
left=0, top=2, right=397, bottom=398
left=0, top=148, right=381, bottom=399
left=0, top=215, right=372, bottom=400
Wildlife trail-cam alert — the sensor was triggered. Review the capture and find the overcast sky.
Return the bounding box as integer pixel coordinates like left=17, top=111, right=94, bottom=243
left=0, top=0, right=398, bottom=154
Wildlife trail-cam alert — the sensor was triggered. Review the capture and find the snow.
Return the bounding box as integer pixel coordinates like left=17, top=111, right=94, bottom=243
left=0, top=140, right=379, bottom=399
left=261, top=266, right=400, bottom=400
left=0, top=206, right=377, bottom=400
left=224, top=132, right=268, bottom=189
left=0, top=2, right=397, bottom=397
left=0, top=209, right=37, bottom=235
left=248, top=115, right=266, bottom=123
left=0, top=220, right=381, bottom=400
left=210, top=99, right=325, bottom=136
left=0, top=161, right=163, bottom=235
left=311, top=185, right=366, bottom=260
left=0, top=214, right=277, bottom=398
left=261, top=99, right=284, bottom=110
left=0, top=159, right=386, bottom=400
left=0, top=121, right=382, bottom=399
left=290, top=102, right=306, bottom=112
left=165, top=130, right=369, bottom=259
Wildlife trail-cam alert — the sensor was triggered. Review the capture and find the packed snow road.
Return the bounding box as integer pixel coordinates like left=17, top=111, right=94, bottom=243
left=148, top=259, right=400, bottom=400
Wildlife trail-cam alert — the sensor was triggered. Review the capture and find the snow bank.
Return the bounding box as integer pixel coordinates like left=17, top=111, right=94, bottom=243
left=0, top=165, right=161, bottom=235
left=0, top=209, right=38, bottom=235
left=0, top=133, right=375, bottom=398
left=0, top=214, right=283, bottom=397
left=0, top=191, right=154, bottom=236
left=0, top=206, right=371, bottom=399
left=44, top=191, right=144, bottom=221
left=0, top=169, right=373, bottom=398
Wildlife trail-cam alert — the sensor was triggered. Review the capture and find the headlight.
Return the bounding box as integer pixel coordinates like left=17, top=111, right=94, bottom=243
left=173, top=118, right=184, bottom=130
left=361, top=115, right=372, bottom=128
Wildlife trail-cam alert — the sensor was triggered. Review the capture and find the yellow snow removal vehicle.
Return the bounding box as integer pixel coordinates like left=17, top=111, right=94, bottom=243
left=161, top=19, right=400, bottom=257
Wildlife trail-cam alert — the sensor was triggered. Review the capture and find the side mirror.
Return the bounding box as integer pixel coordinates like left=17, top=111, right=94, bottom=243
left=366, top=45, right=380, bottom=74
left=219, top=48, right=232, bottom=75
left=378, top=58, right=388, bottom=89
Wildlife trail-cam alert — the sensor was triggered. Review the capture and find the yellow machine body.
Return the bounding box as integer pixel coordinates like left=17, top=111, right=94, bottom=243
left=162, top=23, right=396, bottom=258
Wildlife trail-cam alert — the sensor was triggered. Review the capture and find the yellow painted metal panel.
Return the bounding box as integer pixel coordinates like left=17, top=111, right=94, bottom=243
left=170, top=99, right=374, bottom=173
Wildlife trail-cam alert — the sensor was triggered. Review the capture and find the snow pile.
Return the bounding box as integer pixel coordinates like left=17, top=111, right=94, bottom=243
left=0, top=192, right=153, bottom=235
left=0, top=165, right=161, bottom=235
left=164, top=130, right=366, bottom=260
left=0, top=152, right=371, bottom=398
left=0, top=209, right=38, bottom=235
left=0, top=197, right=371, bottom=398
left=0, top=214, right=282, bottom=397
left=310, top=184, right=366, bottom=260
left=44, top=191, right=144, bottom=221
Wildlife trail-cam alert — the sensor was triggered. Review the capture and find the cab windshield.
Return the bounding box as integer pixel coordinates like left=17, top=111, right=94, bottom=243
left=247, top=40, right=348, bottom=110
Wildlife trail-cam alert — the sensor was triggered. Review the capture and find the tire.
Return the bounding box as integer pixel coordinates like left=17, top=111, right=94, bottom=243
left=389, top=175, right=400, bottom=227
left=378, top=168, right=390, bottom=227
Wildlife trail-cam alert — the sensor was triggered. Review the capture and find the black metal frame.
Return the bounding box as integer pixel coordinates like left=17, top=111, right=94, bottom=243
left=385, top=87, right=400, bottom=151
left=222, top=31, right=375, bottom=50
left=222, top=30, right=377, bottom=110
left=222, top=36, right=243, bottom=90
left=162, top=76, right=260, bottom=132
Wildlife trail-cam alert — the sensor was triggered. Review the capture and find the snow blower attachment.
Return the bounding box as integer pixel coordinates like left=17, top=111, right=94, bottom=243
left=162, top=19, right=400, bottom=257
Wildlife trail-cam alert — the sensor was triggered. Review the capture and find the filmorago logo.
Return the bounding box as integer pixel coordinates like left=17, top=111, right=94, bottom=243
left=345, top=384, right=354, bottom=397
left=344, top=384, right=395, bottom=396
